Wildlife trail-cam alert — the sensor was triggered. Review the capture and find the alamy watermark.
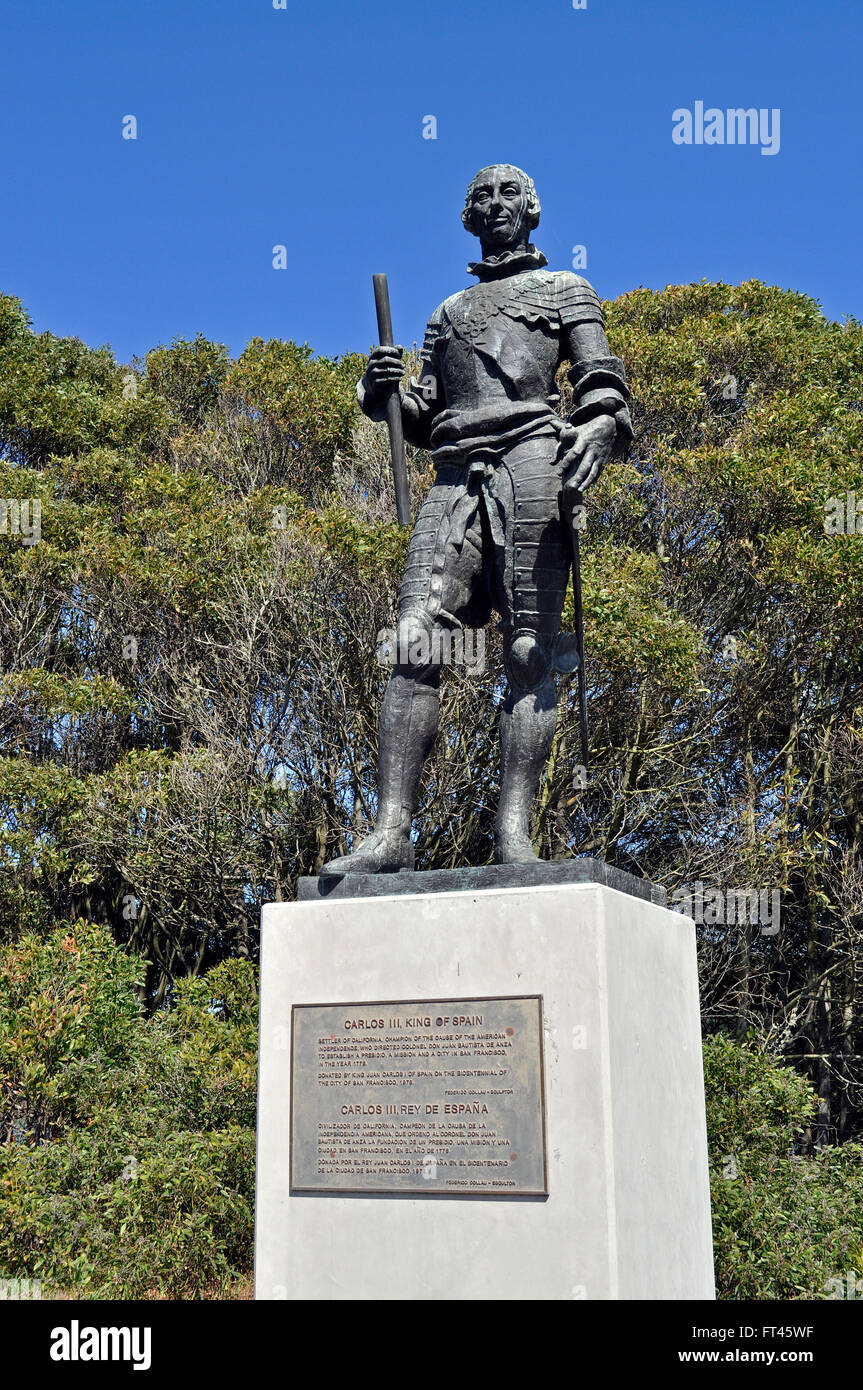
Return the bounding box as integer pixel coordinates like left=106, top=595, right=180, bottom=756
left=376, top=626, right=485, bottom=674
left=673, top=103, right=780, bottom=156
left=671, top=882, right=780, bottom=936
left=824, top=1270, right=863, bottom=1300
left=825, top=491, right=863, bottom=535
left=0, top=1277, right=42, bottom=1299
left=50, top=1321, right=151, bottom=1370
left=0, top=498, right=41, bottom=545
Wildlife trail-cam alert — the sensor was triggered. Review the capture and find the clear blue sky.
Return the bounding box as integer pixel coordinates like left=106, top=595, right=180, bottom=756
left=2, top=0, right=860, bottom=365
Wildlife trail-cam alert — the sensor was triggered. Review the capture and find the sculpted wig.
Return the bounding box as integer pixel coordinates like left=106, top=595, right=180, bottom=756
left=461, top=165, right=542, bottom=235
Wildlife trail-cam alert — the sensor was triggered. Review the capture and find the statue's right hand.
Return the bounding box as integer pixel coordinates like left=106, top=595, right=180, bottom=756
left=364, top=344, right=404, bottom=397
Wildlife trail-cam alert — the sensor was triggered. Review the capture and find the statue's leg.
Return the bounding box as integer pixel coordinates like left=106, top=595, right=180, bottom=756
left=491, top=435, right=572, bottom=865
left=322, top=466, right=485, bottom=875
left=321, top=618, right=442, bottom=874
left=496, top=646, right=558, bottom=864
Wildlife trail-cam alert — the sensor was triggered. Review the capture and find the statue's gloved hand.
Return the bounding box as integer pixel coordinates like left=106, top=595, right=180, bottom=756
left=557, top=413, right=617, bottom=495
left=362, top=344, right=405, bottom=406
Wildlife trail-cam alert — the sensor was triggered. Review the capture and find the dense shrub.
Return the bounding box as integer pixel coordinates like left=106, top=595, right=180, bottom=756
left=705, top=1034, right=863, bottom=1299
left=0, top=922, right=256, bottom=1297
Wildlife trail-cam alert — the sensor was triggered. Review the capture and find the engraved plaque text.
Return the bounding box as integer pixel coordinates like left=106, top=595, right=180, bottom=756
left=290, top=995, right=547, bottom=1195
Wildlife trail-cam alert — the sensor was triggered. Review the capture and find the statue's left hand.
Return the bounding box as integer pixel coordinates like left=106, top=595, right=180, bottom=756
left=557, top=414, right=617, bottom=494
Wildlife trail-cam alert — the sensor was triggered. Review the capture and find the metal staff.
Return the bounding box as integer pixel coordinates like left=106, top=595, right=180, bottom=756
left=372, top=273, right=411, bottom=526
left=569, top=490, right=590, bottom=773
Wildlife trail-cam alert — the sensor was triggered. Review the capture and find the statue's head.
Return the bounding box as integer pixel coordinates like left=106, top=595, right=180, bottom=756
left=462, top=164, right=541, bottom=251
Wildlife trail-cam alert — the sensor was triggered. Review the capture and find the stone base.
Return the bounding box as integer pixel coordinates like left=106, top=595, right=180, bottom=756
left=255, top=880, right=715, bottom=1300
left=299, top=855, right=666, bottom=906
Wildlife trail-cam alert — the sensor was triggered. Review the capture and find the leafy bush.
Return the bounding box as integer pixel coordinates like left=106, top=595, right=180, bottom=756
left=2, top=927, right=863, bottom=1298
left=705, top=1034, right=863, bottom=1299
left=3, top=281, right=863, bottom=1296
left=0, top=921, right=257, bottom=1297
left=145, top=334, right=231, bottom=431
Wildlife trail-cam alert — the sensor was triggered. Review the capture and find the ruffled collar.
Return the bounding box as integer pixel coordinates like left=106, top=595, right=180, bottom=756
left=466, top=244, right=548, bottom=281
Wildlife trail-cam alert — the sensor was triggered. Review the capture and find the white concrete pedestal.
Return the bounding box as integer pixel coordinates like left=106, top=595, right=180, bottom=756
left=255, top=881, right=715, bottom=1300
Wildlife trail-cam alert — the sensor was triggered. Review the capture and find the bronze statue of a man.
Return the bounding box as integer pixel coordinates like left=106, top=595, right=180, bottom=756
left=323, top=164, right=632, bottom=874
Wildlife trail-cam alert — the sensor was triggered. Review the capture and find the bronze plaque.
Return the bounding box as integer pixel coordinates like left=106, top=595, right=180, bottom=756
left=290, top=995, right=547, bottom=1195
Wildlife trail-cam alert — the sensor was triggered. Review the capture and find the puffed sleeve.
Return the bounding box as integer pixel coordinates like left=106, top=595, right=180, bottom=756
left=558, top=273, right=633, bottom=457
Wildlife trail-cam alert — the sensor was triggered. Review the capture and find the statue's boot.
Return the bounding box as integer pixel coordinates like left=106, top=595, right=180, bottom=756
left=494, top=677, right=558, bottom=865
left=321, top=673, right=439, bottom=875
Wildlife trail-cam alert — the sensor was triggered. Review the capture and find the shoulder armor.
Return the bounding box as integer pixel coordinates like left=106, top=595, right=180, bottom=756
left=420, top=303, right=447, bottom=363
left=432, top=269, right=605, bottom=340
left=551, top=271, right=604, bottom=327
left=553, top=270, right=593, bottom=290
left=499, top=269, right=560, bottom=324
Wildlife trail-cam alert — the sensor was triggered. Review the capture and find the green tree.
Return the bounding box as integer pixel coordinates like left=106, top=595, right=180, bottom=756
left=0, top=920, right=257, bottom=1297
left=2, top=281, right=863, bottom=1147
left=705, top=1034, right=863, bottom=1299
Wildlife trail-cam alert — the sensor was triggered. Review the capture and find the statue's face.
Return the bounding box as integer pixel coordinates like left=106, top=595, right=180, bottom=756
left=468, top=168, right=526, bottom=248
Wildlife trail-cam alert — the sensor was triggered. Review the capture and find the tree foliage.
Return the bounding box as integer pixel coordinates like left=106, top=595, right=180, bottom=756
left=0, top=923, right=859, bottom=1299
left=705, top=1034, right=863, bottom=1299
left=0, top=920, right=256, bottom=1297
left=2, top=280, right=863, bottom=1294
